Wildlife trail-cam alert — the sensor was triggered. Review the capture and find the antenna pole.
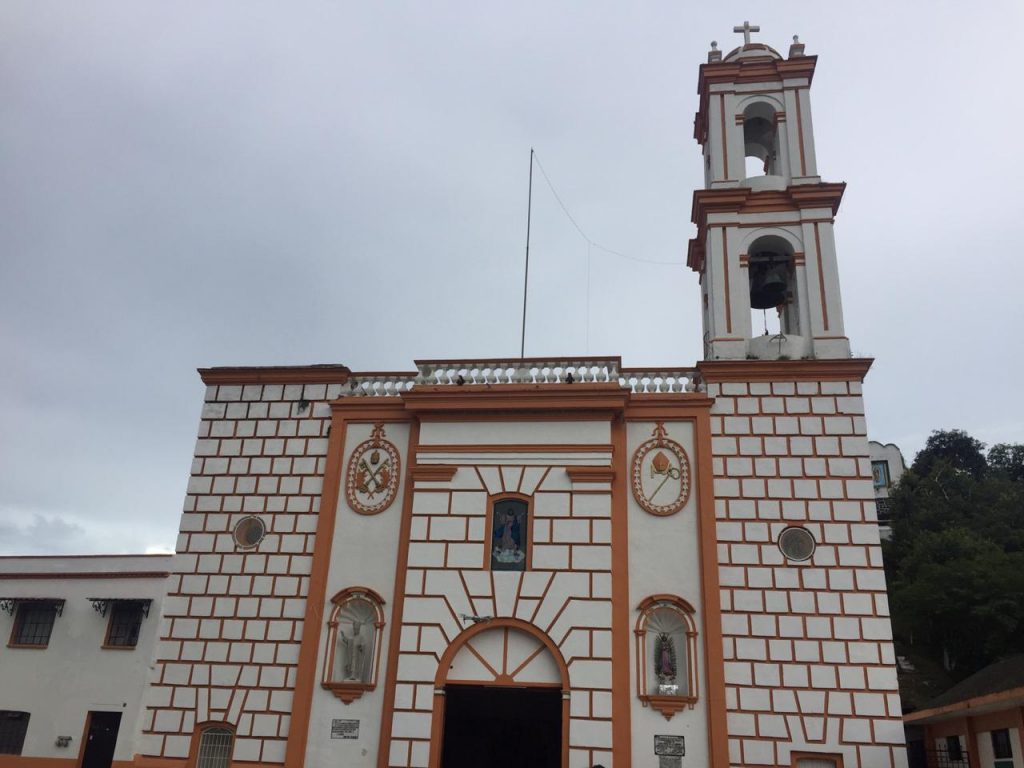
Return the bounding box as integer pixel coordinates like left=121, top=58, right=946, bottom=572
left=520, top=148, right=534, bottom=358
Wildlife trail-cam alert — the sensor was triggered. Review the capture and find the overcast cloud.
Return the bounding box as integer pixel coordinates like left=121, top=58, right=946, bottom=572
left=2, top=2, right=1022, bottom=554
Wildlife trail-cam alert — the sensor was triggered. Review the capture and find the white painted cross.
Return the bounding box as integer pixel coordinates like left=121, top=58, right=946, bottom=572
left=733, top=20, right=760, bottom=45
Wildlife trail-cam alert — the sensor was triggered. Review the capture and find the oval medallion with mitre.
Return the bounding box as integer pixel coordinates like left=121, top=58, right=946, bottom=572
left=345, top=423, right=401, bottom=515
left=631, top=422, right=691, bottom=516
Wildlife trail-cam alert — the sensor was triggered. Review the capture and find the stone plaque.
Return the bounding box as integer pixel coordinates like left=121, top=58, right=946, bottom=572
left=654, top=735, right=685, bottom=756
left=659, top=756, right=682, bottom=768
left=331, top=719, right=359, bottom=739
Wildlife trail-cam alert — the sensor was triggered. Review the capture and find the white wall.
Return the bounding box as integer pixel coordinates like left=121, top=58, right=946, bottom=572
left=626, top=419, right=709, bottom=768
left=0, top=555, right=171, bottom=761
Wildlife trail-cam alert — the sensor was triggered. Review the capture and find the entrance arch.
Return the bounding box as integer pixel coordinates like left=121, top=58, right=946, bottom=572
left=427, top=618, right=569, bottom=768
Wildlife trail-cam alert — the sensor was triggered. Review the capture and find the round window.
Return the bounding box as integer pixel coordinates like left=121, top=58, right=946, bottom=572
left=778, top=526, right=815, bottom=562
left=232, top=516, right=266, bottom=549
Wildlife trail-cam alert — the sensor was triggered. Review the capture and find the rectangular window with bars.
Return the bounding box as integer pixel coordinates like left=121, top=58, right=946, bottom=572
left=105, top=602, right=144, bottom=648
left=11, top=602, right=57, bottom=647
left=0, top=711, right=30, bottom=755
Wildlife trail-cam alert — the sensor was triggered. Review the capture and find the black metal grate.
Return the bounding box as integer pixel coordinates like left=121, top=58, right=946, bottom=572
left=0, top=711, right=29, bottom=755
left=926, top=747, right=971, bottom=768
left=13, top=602, right=57, bottom=646
left=107, top=602, right=144, bottom=647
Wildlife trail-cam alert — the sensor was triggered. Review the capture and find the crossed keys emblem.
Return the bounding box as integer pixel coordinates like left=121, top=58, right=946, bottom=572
left=345, top=423, right=401, bottom=515
left=354, top=449, right=391, bottom=498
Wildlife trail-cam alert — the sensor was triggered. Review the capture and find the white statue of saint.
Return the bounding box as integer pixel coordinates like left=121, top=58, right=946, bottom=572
left=335, top=620, right=371, bottom=682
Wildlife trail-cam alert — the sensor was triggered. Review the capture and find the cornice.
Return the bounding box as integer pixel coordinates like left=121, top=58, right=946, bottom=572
left=565, top=466, right=616, bottom=483
left=409, top=465, right=459, bottom=481
left=687, top=183, right=846, bottom=272
left=691, top=183, right=845, bottom=226
left=694, top=54, right=817, bottom=142
left=697, top=358, right=873, bottom=383
left=400, top=383, right=631, bottom=414
left=199, top=365, right=351, bottom=385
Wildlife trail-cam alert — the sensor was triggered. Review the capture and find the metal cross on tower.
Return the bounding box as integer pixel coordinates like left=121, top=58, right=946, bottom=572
left=733, top=20, right=760, bottom=45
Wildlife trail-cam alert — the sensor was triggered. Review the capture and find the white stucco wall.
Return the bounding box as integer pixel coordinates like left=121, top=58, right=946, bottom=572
left=305, top=421, right=410, bottom=768
left=0, top=554, right=171, bottom=761
left=626, top=419, right=710, bottom=768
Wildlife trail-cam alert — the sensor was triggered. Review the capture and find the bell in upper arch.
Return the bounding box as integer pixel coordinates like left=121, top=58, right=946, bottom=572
left=749, top=259, right=789, bottom=310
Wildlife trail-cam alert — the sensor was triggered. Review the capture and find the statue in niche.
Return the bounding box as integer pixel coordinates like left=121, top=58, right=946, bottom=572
left=335, top=618, right=370, bottom=682
left=655, top=632, right=679, bottom=695
left=491, top=500, right=527, bottom=570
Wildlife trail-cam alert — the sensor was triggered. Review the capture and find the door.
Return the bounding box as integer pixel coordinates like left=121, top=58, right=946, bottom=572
left=440, top=684, right=561, bottom=768
left=80, top=711, right=121, bottom=768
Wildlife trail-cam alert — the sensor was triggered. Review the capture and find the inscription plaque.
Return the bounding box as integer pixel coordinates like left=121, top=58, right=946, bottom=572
left=331, top=719, right=359, bottom=740
left=654, top=735, right=685, bottom=756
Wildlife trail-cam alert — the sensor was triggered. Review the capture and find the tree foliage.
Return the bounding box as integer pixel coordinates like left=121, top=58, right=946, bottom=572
left=884, top=430, right=1024, bottom=677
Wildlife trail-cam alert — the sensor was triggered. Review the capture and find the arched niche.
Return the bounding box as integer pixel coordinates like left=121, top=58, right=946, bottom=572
left=634, top=595, right=699, bottom=721
left=321, top=586, right=386, bottom=703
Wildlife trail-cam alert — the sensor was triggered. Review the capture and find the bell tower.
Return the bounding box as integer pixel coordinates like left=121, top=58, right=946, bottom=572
left=688, top=25, right=851, bottom=361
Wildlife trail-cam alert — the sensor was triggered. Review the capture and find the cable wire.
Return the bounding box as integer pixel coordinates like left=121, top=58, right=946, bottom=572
left=531, top=152, right=680, bottom=267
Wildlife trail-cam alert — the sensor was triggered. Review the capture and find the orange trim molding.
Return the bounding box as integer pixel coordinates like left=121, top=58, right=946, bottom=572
left=410, top=464, right=459, bottom=481
left=565, top=466, right=615, bottom=483
left=697, top=358, right=873, bottom=382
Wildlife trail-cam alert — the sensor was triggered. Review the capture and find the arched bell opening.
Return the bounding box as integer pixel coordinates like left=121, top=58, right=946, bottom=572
left=746, top=235, right=800, bottom=339
left=742, top=102, right=781, bottom=179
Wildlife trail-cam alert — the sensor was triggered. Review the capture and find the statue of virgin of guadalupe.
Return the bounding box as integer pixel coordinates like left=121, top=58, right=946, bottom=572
left=655, top=632, right=677, bottom=685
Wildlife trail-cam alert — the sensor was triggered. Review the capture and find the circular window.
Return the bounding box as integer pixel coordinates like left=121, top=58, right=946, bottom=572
left=778, top=526, right=815, bottom=562
left=232, top=516, right=266, bottom=549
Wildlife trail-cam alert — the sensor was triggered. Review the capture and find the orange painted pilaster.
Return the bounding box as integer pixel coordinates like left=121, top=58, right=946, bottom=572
left=610, top=414, right=633, bottom=766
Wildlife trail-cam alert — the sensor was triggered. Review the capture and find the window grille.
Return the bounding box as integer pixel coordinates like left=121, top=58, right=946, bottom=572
left=13, top=602, right=57, bottom=646
left=106, top=602, right=144, bottom=647
left=196, top=727, right=233, bottom=768
left=923, top=746, right=971, bottom=768
left=796, top=758, right=838, bottom=768
left=0, top=711, right=30, bottom=755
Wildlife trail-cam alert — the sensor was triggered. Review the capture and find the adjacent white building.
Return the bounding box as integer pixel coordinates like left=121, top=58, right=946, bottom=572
left=869, top=442, right=907, bottom=539
left=0, top=554, right=171, bottom=767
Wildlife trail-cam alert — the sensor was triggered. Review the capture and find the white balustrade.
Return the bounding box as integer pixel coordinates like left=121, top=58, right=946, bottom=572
left=343, top=359, right=700, bottom=396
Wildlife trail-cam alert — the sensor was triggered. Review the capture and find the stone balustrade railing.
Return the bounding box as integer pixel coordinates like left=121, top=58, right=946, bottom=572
left=344, top=358, right=701, bottom=397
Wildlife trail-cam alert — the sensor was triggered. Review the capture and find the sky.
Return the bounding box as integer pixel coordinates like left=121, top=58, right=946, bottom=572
left=2, top=2, right=1022, bottom=555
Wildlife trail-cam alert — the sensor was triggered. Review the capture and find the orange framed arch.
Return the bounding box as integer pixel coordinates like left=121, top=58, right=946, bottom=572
left=426, top=617, right=570, bottom=768
left=634, top=594, right=699, bottom=720
left=321, top=586, right=387, bottom=703
left=185, top=720, right=235, bottom=768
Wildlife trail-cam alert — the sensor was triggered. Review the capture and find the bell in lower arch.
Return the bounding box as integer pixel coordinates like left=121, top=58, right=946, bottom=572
left=749, top=260, right=788, bottom=309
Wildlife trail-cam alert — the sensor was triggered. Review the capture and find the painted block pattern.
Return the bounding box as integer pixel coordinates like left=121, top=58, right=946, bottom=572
left=708, top=379, right=907, bottom=768
left=385, top=463, right=615, bottom=768
left=139, top=381, right=342, bottom=763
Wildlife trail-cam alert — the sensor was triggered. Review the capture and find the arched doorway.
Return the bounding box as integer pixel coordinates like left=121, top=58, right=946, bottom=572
left=429, top=619, right=569, bottom=768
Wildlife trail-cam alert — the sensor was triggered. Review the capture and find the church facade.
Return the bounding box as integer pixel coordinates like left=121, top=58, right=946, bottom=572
left=135, top=30, right=906, bottom=768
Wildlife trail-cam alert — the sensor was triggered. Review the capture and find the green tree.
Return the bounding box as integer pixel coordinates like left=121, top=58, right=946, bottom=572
left=884, top=430, right=1024, bottom=677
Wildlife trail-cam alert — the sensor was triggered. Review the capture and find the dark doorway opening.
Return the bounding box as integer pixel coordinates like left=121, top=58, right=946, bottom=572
left=80, top=711, right=121, bottom=768
left=440, top=684, right=561, bottom=768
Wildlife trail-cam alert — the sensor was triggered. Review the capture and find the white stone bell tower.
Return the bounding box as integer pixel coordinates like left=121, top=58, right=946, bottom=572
left=687, top=25, right=852, bottom=361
